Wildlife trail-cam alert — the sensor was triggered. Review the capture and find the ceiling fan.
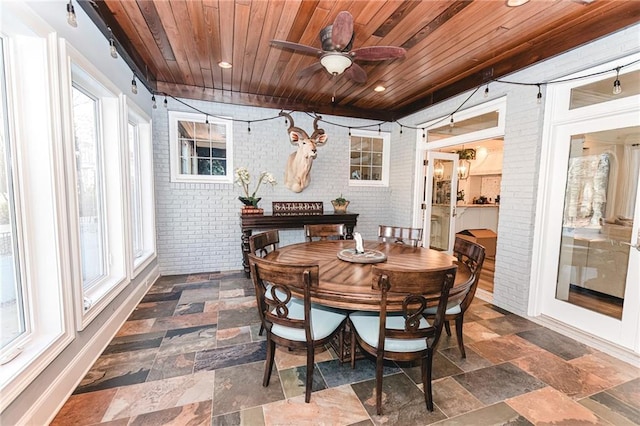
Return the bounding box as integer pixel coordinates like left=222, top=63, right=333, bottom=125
left=270, top=11, right=406, bottom=84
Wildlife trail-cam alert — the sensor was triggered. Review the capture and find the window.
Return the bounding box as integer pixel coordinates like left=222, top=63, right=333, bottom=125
left=349, top=129, right=390, bottom=187
left=169, top=111, right=233, bottom=183
left=68, top=57, right=126, bottom=329
left=127, top=102, right=155, bottom=274
left=72, top=86, right=107, bottom=288
left=0, top=38, right=25, bottom=351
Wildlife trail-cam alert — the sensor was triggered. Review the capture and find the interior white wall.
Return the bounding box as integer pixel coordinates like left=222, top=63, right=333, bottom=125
left=152, top=101, right=393, bottom=275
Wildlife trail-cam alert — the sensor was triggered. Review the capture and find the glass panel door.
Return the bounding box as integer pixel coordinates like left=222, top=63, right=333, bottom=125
left=422, top=152, right=459, bottom=251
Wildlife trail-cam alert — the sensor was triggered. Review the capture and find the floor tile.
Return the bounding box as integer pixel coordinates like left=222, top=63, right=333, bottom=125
left=102, top=331, right=165, bottom=355
left=217, top=306, right=261, bottom=329
left=174, top=302, right=205, bottom=316
left=273, top=345, right=334, bottom=370
left=571, top=352, right=640, bottom=389
left=194, top=341, right=267, bottom=372
left=50, top=388, right=118, bottom=425
left=507, top=386, right=606, bottom=424
left=262, top=385, right=370, bottom=426
left=580, top=393, right=640, bottom=426
left=74, top=348, right=157, bottom=394
left=432, top=377, right=484, bottom=418
left=510, top=351, right=610, bottom=399
left=516, top=327, right=592, bottom=360
left=115, top=319, right=156, bottom=337
left=212, top=361, right=284, bottom=416
left=157, top=324, right=217, bottom=357
left=215, top=325, right=252, bottom=347
left=469, top=334, right=545, bottom=364
left=401, top=352, right=463, bottom=384
left=211, top=406, right=265, bottom=426
left=178, top=287, right=220, bottom=305
left=477, top=314, right=540, bottom=336
left=101, top=370, right=216, bottom=421
left=129, top=300, right=179, bottom=320
left=147, top=352, right=195, bottom=381
left=351, top=373, right=447, bottom=424
left=458, top=321, right=501, bottom=343
left=150, top=311, right=218, bottom=332
left=452, top=363, right=546, bottom=405
left=431, top=402, right=532, bottom=425
left=139, top=290, right=182, bottom=304
left=316, top=358, right=401, bottom=388
left=279, top=364, right=328, bottom=399
left=438, top=345, right=493, bottom=372
left=605, top=377, right=640, bottom=410
left=128, top=400, right=212, bottom=426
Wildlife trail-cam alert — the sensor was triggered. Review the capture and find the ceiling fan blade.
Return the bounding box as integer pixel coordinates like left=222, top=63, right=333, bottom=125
left=331, top=11, right=354, bottom=50
left=297, top=62, right=324, bottom=78
left=345, top=63, right=367, bottom=84
left=270, top=40, right=322, bottom=56
left=351, top=46, right=406, bottom=61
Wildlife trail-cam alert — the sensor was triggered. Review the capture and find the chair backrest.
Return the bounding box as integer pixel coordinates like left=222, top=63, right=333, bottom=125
left=448, top=237, right=486, bottom=312
left=305, top=223, right=346, bottom=241
left=249, top=230, right=280, bottom=257
left=378, top=225, right=423, bottom=247
left=371, top=264, right=457, bottom=347
left=248, top=254, right=318, bottom=340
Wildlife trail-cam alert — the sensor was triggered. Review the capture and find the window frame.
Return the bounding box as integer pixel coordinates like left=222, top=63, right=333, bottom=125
left=168, top=110, right=234, bottom=183
left=63, top=44, right=128, bottom=330
left=0, top=27, right=74, bottom=412
left=125, top=100, right=156, bottom=276
left=348, top=129, right=391, bottom=187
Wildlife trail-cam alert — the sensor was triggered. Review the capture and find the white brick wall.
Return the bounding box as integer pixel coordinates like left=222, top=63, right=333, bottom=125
left=153, top=102, right=392, bottom=275
left=153, top=24, right=639, bottom=316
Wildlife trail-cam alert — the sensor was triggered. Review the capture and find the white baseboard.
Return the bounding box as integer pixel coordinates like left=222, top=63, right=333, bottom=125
left=18, top=266, right=160, bottom=426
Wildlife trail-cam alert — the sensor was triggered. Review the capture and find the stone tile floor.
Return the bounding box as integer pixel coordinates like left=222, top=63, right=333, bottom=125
left=52, top=271, right=640, bottom=425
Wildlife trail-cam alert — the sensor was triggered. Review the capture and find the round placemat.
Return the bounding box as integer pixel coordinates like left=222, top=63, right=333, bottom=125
left=337, top=248, right=387, bottom=264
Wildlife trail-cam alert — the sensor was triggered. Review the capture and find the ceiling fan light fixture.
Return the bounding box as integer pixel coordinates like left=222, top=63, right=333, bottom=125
left=506, top=0, right=530, bottom=6
left=374, top=85, right=386, bottom=92
left=320, top=53, right=352, bottom=75
left=218, top=61, right=232, bottom=69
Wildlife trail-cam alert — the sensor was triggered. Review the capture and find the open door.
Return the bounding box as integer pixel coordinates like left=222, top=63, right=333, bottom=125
left=421, top=151, right=459, bottom=251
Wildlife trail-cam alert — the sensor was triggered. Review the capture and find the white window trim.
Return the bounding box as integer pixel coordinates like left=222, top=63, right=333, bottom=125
left=125, top=98, right=156, bottom=277
left=168, top=110, right=234, bottom=183
left=61, top=42, right=128, bottom=330
left=348, top=129, right=390, bottom=187
left=0, top=26, right=74, bottom=411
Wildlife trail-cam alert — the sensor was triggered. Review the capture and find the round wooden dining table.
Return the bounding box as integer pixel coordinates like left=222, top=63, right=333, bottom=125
left=265, top=239, right=469, bottom=311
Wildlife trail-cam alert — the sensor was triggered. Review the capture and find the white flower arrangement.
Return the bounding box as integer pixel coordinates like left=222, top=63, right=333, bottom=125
left=234, top=167, right=277, bottom=207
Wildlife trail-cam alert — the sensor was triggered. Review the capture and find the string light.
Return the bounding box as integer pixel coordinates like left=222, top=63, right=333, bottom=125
left=205, top=115, right=209, bottom=124
left=108, top=27, right=117, bottom=59
left=484, top=84, right=489, bottom=98
left=248, top=121, right=251, bottom=133
left=163, top=96, right=168, bottom=108
left=66, top=0, right=77, bottom=28
left=613, top=67, right=622, bottom=95
left=130, top=73, right=137, bottom=94
left=422, top=128, right=425, bottom=139
left=151, top=95, right=157, bottom=109
left=378, top=124, right=381, bottom=134
left=348, top=127, right=351, bottom=136
left=449, top=115, right=454, bottom=128
left=399, top=125, right=403, bottom=134
left=536, top=84, right=542, bottom=104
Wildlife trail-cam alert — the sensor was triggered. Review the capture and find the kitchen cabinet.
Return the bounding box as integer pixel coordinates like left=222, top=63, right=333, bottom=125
left=455, top=205, right=499, bottom=233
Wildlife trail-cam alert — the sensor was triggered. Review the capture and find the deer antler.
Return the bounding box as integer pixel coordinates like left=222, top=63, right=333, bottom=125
left=310, top=115, right=326, bottom=145
left=279, top=111, right=309, bottom=143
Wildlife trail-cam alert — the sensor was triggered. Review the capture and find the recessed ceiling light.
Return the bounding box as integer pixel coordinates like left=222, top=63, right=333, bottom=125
left=506, top=0, right=529, bottom=6
left=218, top=61, right=232, bottom=69
left=374, top=85, right=386, bottom=92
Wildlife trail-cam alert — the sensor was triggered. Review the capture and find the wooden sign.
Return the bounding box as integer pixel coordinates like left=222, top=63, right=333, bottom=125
left=272, top=201, right=323, bottom=216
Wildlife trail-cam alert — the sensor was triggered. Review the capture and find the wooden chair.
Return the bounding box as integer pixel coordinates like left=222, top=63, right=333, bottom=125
left=248, top=254, right=348, bottom=403
left=349, top=264, right=457, bottom=414
left=249, top=230, right=281, bottom=336
left=304, top=223, right=346, bottom=241
left=249, top=229, right=280, bottom=257
left=378, top=225, right=423, bottom=247
left=424, top=237, right=485, bottom=358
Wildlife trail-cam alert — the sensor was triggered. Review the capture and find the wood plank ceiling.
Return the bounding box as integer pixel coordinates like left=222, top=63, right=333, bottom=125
left=80, top=0, right=639, bottom=120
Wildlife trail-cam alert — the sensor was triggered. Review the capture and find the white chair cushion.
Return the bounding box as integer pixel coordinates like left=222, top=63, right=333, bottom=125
left=271, top=303, right=347, bottom=342
left=350, top=311, right=433, bottom=353
left=424, top=304, right=461, bottom=315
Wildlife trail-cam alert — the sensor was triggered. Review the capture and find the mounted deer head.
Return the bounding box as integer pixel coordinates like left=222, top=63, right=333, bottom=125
left=279, top=111, right=327, bottom=193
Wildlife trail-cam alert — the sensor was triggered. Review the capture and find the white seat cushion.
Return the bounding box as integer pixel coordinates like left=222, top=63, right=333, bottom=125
left=424, top=304, right=461, bottom=315
left=350, top=311, right=434, bottom=353
left=271, top=303, right=347, bottom=342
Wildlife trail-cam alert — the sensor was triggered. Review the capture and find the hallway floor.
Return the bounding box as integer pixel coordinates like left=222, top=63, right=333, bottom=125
left=51, top=271, right=640, bottom=425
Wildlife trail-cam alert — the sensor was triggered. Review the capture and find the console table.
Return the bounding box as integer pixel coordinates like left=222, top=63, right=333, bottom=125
left=240, top=213, right=359, bottom=276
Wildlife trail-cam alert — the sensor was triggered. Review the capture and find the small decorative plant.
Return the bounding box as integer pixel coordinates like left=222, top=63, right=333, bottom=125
left=457, top=190, right=465, bottom=201
left=234, top=167, right=277, bottom=207
left=331, top=194, right=349, bottom=213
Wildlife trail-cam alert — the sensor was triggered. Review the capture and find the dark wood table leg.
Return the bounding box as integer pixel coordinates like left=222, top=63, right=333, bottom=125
left=241, top=229, right=252, bottom=277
